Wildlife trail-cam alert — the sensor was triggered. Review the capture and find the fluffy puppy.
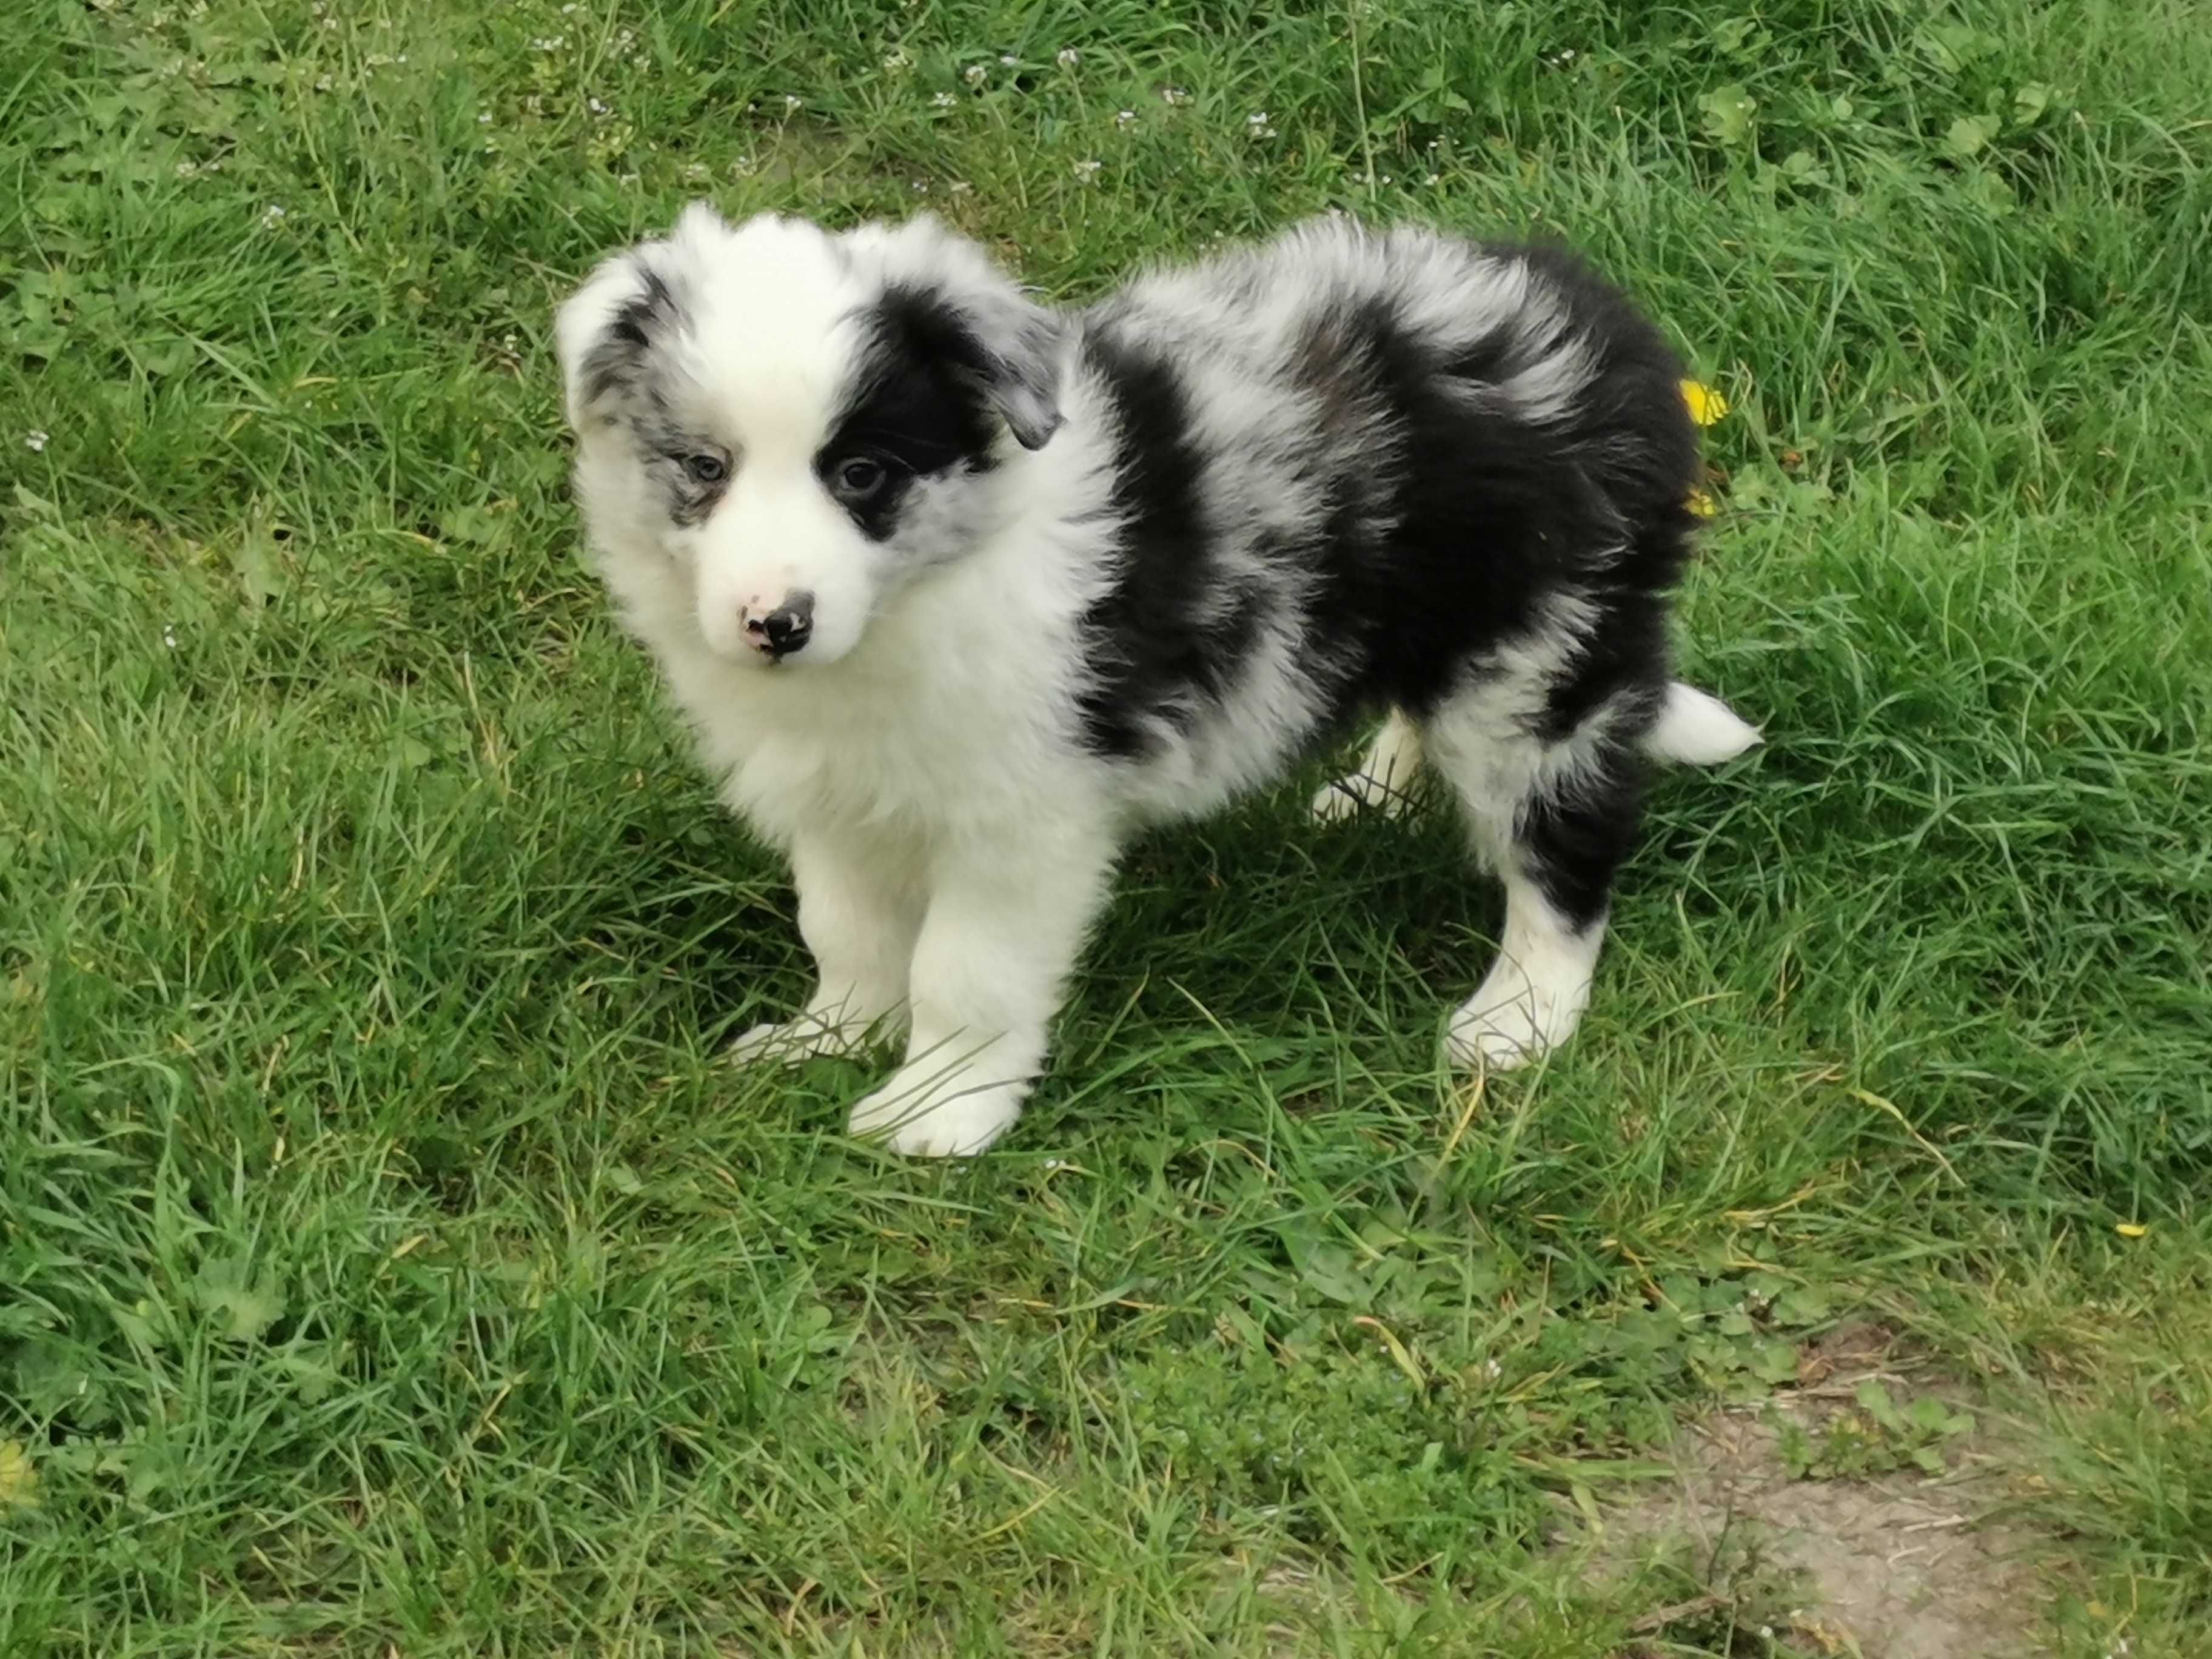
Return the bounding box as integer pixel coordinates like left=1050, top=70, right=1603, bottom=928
left=555, top=206, right=1759, bottom=1155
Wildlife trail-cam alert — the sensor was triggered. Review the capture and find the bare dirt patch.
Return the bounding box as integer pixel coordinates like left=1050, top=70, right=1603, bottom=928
left=1585, top=1326, right=2061, bottom=1658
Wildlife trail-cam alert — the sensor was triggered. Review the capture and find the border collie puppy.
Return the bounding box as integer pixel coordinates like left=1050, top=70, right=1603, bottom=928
left=555, top=207, right=1759, bottom=1155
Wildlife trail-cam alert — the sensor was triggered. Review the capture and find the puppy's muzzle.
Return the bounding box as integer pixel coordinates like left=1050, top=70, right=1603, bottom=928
left=746, top=591, right=815, bottom=662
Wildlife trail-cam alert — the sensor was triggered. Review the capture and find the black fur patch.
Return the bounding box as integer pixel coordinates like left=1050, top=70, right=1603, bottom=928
left=1516, top=744, right=1646, bottom=932
left=1071, top=330, right=1263, bottom=759
left=818, top=289, right=1001, bottom=541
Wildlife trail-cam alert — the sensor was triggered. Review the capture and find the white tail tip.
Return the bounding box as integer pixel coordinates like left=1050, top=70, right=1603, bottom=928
left=1645, top=682, right=1761, bottom=766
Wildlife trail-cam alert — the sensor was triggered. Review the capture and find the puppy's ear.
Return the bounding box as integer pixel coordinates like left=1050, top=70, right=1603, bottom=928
left=555, top=204, right=722, bottom=427
left=555, top=253, right=673, bottom=429
left=864, top=215, right=1065, bottom=451
left=943, top=283, right=1065, bottom=451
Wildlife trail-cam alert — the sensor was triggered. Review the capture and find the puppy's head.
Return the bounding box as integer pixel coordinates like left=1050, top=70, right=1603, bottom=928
left=555, top=205, right=1062, bottom=668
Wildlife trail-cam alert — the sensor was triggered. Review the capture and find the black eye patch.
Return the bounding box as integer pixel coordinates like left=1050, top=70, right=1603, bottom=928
left=819, top=293, right=1002, bottom=539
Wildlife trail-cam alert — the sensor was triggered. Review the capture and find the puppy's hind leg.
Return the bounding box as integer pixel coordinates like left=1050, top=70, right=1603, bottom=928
left=1421, top=692, right=1646, bottom=1071
left=1311, top=708, right=1425, bottom=823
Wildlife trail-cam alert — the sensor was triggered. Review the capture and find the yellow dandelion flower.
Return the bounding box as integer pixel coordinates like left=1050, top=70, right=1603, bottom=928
left=2116, top=1222, right=2148, bottom=1239
left=1681, top=378, right=1729, bottom=426
left=0, top=1441, right=37, bottom=1512
left=1686, top=488, right=1718, bottom=518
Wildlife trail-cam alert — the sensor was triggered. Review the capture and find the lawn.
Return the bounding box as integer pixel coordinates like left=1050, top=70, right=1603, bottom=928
left=4, top=1, right=2210, bottom=1653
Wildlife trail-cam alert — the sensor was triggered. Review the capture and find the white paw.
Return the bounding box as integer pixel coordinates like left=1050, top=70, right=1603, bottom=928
left=728, top=1013, right=874, bottom=1067
left=848, top=1078, right=1026, bottom=1157
left=1445, top=960, right=1592, bottom=1073
left=1310, top=769, right=1415, bottom=824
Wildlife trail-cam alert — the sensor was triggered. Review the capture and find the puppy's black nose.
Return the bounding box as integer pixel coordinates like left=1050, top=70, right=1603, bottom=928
left=759, top=591, right=814, bottom=659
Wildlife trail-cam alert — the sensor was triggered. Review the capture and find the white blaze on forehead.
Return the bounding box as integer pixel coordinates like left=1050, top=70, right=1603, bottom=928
left=663, top=210, right=873, bottom=458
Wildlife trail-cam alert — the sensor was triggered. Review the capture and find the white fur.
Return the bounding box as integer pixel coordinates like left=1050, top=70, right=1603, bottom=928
left=1445, top=870, right=1606, bottom=1070
left=1646, top=682, right=1763, bottom=765
left=1312, top=709, right=1426, bottom=822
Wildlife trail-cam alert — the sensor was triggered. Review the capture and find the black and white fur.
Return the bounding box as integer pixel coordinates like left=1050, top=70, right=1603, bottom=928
left=555, top=206, right=1760, bottom=1155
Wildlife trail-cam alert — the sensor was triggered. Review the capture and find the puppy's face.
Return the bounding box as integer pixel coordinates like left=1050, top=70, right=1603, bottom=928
left=556, top=207, right=1062, bottom=668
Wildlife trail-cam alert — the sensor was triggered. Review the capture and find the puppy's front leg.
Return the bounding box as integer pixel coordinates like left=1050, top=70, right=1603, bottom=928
left=731, top=832, right=922, bottom=1065
left=847, top=830, right=1116, bottom=1156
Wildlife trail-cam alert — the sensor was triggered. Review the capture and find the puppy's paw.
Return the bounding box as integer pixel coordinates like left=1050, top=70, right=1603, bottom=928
left=728, top=1014, right=871, bottom=1067
left=1313, top=714, right=1423, bottom=823
left=848, top=1078, right=1025, bottom=1157
left=1444, top=960, right=1591, bottom=1073
left=1310, top=771, right=1393, bottom=823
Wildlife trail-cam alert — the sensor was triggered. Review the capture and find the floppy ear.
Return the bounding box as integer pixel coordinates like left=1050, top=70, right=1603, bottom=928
left=945, top=282, right=1065, bottom=451
left=864, top=215, right=1065, bottom=451
left=554, top=205, right=722, bottom=428
left=556, top=253, right=667, bottom=429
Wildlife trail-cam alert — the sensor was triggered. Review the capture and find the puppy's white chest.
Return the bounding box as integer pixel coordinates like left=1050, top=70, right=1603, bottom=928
left=711, top=655, right=1071, bottom=847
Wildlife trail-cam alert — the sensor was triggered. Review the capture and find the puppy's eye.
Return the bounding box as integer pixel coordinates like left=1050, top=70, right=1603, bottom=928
left=828, top=456, right=889, bottom=503
left=683, top=453, right=728, bottom=485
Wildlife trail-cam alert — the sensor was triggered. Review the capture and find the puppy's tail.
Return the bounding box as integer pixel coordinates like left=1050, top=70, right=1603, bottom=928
left=1644, top=681, right=1761, bottom=766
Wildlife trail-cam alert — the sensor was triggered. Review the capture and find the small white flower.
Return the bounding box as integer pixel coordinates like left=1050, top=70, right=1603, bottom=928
left=477, top=110, right=491, bottom=124
left=24, top=429, right=48, bottom=452
left=999, top=53, right=1017, bottom=66
left=395, top=53, right=407, bottom=64
left=947, top=179, right=973, bottom=195
left=314, top=73, right=333, bottom=92
left=560, top=2, right=577, bottom=12
left=1246, top=111, right=1277, bottom=138
left=1423, top=172, right=1440, bottom=185
left=782, top=93, right=802, bottom=110
left=1161, top=86, right=1190, bottom=106
left=615, top=28, right=635, bottom=49
left=175, top=159, right=199, bottom=178
left=259, top=203, right=287, bottom=227
left=931, top=91, right=955, bottom=109
left=1114, top=108, right=1136, bottom=126
left=963, top=63, right=987, bottom=86
left=1056, top=47, right=1079, bottom=68
left=1071, top=157, right=1101, bottom=179
left=881, top=49, right=909, bottom=71
left=1484, top=1358, right=1503, bottom=1380
left=163, top=623, right=179, bottom=649
left=588, top=96, right=611, bottom=116
left=1042, top=1157, right=1067, bottom=1171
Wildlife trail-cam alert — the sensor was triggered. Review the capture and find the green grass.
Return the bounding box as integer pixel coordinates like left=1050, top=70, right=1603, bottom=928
left=4, top=0, right=2210, bottom=1652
